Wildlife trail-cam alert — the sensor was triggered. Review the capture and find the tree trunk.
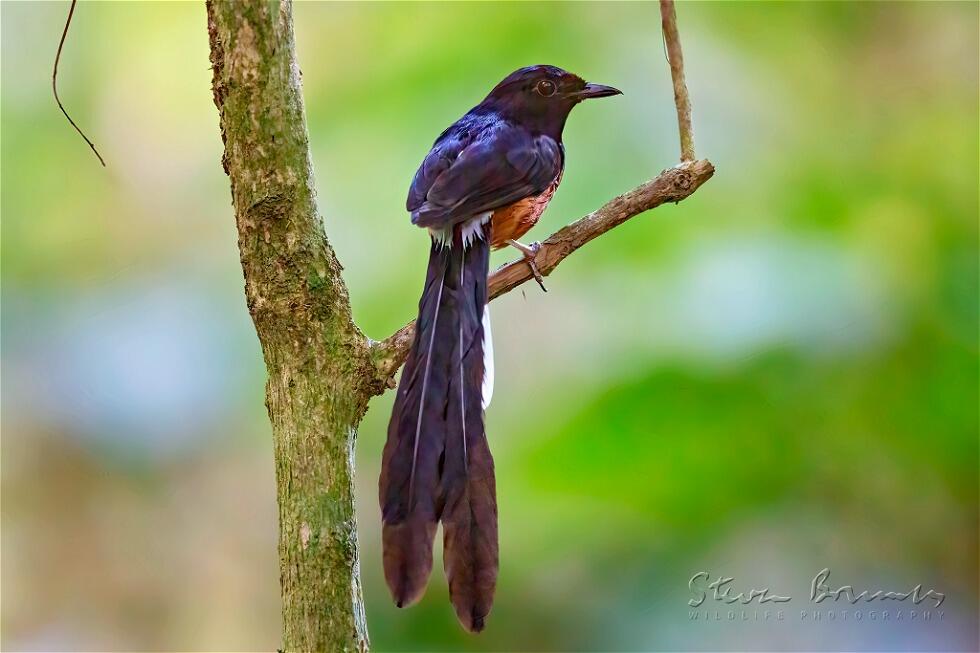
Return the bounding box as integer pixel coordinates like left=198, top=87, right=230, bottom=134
left=206, top=1, right=373, bottom=650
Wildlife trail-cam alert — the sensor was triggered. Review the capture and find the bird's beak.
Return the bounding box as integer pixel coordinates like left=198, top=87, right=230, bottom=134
left=574, top=82, right=622, bottom=99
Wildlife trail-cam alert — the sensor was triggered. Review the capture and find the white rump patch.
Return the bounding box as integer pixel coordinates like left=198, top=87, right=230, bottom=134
left=462, top=212, right=492, bottom=249
left=428, top=212, right=491, bottom=249
left=481, top=305, right=494, bottom=410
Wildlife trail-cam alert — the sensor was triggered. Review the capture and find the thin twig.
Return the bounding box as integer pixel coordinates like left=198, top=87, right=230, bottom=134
left=660, top=0, right=695, bottom=162
left=53, top=0, right=106, bottom=167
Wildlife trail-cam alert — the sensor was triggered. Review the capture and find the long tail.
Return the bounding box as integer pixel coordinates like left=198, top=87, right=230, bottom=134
left=379, top=222, right=498, bottom=632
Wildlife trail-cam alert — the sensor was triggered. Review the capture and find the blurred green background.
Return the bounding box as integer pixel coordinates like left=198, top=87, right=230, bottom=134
left=2, top=1, right=977, bottom=651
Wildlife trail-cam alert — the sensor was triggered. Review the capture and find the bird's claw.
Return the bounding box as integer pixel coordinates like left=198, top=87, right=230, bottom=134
left=507, top=239, right=547, bottom=292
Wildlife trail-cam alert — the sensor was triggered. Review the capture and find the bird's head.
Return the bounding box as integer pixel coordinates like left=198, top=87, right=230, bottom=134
left=480, top=65, right=621, bottom=138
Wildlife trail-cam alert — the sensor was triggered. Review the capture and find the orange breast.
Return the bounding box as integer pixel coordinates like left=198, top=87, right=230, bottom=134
left=489, top=171, right=563, bottom=249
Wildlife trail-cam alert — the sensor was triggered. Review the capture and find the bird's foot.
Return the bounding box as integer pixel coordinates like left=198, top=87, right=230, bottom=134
left=507, top=239, right=547, bottom=292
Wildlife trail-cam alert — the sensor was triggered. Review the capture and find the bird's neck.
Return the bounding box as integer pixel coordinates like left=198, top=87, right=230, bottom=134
left=476, top=102, right=569, bottom=141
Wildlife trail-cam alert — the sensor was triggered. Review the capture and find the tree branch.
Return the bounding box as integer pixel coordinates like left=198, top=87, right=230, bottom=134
left=371, top=0, right=712, bottom=389
left=371, top=159, right=714, bottom=386
left=661, top=0, right=696, bottom=162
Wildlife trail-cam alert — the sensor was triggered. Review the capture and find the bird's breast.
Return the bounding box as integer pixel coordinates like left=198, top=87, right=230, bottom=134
left=489, top=170, right=563, bottom=249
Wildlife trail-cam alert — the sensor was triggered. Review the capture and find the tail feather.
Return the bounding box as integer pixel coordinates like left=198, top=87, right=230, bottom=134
left=380, top=242, right=452, bottom=607
left=441, top=231, right=497, bottom=632
left=380, top=222, right=498, bottom=630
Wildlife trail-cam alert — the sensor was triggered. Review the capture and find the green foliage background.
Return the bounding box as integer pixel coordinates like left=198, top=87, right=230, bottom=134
left=2, top=2, right=977, bottom=651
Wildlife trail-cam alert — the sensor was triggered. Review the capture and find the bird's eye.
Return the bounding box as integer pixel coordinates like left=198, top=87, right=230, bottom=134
left=535, top=79, right=557, bottom=97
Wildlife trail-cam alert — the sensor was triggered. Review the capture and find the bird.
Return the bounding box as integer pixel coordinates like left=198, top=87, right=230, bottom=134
left=379, top=64, right=621, bottom=633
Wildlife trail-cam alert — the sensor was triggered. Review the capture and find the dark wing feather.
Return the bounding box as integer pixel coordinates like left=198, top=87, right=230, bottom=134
left=407, top=125, right=472, bottom=213
left=410, top=123, right=562, bottom=229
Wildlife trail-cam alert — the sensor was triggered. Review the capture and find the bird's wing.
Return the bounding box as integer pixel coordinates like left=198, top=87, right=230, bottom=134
left=407, top=124, right=470, bottom=214
left=408, top=123, right=562, bottom=228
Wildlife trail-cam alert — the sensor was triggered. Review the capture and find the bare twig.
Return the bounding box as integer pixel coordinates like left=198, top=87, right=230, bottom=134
left=372, top=158, right=714, bottom=385
left=53, top=0, right=105, bottom=167
left=661, top=0, right=695, bottom=162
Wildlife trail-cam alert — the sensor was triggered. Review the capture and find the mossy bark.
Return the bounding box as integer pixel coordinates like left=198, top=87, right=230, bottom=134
left=206, top=1, right=374, bottom=650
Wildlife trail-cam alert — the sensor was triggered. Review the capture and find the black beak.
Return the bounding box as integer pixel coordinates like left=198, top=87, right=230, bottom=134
left=575, top=82, right=622, bottom=99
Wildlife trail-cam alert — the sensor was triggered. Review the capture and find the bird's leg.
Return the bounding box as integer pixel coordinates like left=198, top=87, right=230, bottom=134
left=506, top=239, right=547, bottom=292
